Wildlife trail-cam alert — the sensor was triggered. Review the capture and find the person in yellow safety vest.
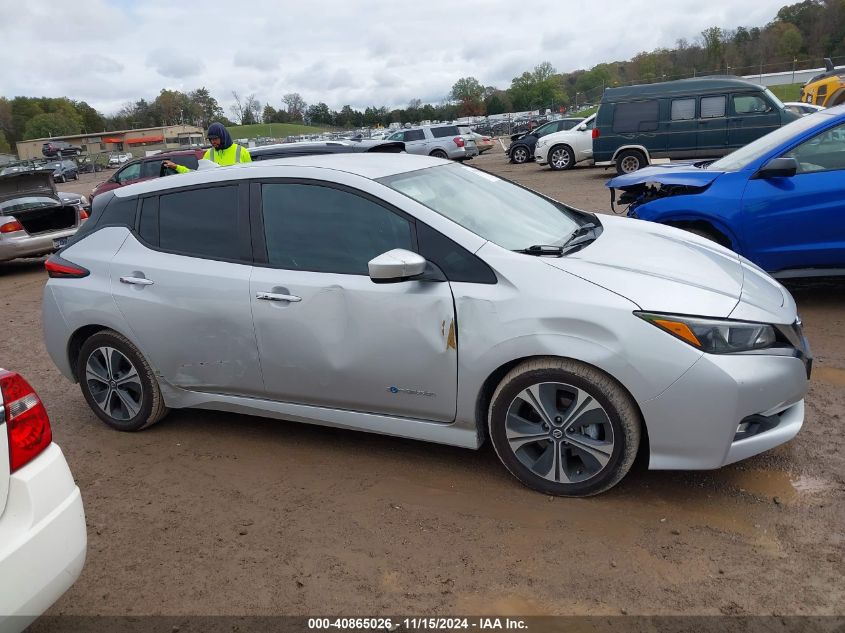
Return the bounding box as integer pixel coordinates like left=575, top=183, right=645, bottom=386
left=164, top=122, right=252, bottom=173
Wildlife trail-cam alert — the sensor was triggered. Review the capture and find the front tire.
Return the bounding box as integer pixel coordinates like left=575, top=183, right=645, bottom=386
left=76, top=329, right=169, bottom=431
left=548, top=145, right=575, bottom=171
left=488, top=358, right=641, bottom=497
left=510, top=145, right=530, bottom=164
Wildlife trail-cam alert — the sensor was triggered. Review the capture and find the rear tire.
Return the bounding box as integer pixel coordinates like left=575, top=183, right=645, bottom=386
left=430, top=149, right=448, bottom=159
left=76, top=329, right=169, bottom=432
left=615, top=149, right=647, bottom=175
left=488, top=357, right=641, bottom=497
left=548, top=145, right=575, bottom=171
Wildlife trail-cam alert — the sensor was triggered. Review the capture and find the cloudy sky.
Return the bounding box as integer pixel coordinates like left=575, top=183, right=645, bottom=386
left=2, top=0, right=788, bottom=116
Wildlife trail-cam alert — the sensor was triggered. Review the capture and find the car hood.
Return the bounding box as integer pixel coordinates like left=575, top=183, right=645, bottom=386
left=607, top=162, right=725, bottom=189
left=543, top=215, right=793, bottom=322
left=0, top=170, right=59, bottom=204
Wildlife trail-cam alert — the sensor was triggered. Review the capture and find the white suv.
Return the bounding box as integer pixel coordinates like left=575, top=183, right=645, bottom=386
left=534, top=114, right=596, bottom=170
left=387, top=125, right=478, bottom=160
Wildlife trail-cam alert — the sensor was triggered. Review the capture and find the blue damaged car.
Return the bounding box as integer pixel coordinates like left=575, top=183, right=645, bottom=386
left=607, top=105, right=845, bottom=278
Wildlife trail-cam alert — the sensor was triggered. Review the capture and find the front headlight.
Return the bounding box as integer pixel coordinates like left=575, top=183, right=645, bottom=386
left=79, top=196, right=88, bottom=205
left=636, top=312, right=777, bottom=353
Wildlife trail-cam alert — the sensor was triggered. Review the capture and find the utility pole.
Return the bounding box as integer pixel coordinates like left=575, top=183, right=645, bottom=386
left=792, top=58, right=797, bottom=83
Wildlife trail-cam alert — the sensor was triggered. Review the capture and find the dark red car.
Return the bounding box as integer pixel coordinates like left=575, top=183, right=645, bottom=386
left=90, top=149, right=205, bottom=200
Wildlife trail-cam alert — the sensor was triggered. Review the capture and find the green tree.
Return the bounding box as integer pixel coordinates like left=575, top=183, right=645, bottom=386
left=701, top=26, right=724, bottom=67
left=189, top=87, right=224, bottom=128
left=74, top=101, right=105, bottom=133
left=451, top=77, right=485, bottom=115
left=0, top=132, right=11, bottom=154
left=485, top=90, right=512, bottom=115
left=24, top=112, right=82, bottom=139
left=775, top=22, right=804, bottom=57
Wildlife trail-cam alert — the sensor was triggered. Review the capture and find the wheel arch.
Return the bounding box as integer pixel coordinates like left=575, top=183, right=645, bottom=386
left=827, top=87, right=845, bottom=106
left=67, top=324, right=131, bottom=382
left=658, top=214, right=740, bottom=250
left=610, top=145, right=651, bottom=163
left=473, top=354, right=649, bottom=461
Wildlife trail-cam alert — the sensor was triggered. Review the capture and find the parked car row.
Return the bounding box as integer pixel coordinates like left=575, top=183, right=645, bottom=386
left=508, top=77, right=802, bottom=175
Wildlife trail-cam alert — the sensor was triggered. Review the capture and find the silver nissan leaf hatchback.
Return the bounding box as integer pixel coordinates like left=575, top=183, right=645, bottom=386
left=42, top=154, right=811, bottom=496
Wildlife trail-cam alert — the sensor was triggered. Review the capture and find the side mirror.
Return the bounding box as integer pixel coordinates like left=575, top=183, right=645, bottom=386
left=755, top=156, right=797, bottom=179
left=368, top=249, right=428, bottom=283
left=578, top=124, right=587, bottom=131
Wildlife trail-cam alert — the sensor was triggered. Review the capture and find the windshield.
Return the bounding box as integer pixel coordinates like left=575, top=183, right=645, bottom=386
left=708, top=112, right=826, bottom=172
left=378, top=164, right=584, bottom=250
left=0, top=196, right=58, bottom=214
left=764, top=88, right=786, bottom=110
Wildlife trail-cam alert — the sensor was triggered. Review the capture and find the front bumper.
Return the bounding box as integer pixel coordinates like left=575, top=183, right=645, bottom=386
left=0, top=226, right=80, bottom=262
left=535, top=145, right=549, bottom=164
left=0, top=444, right=86, bottom=629
left=641, top=352, right=809, bottom=470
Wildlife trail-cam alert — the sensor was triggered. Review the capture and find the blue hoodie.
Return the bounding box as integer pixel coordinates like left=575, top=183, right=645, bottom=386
left=206, top=122, right=233, bottom=149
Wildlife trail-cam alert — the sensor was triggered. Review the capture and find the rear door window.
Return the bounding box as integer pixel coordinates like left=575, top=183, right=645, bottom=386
left=405, top=129, right=425, bottom=141
left=700, top=96, right=727, bottom=118
left=612, top=100, right=659, bottom=133
left=671, top=99, right=696, bottom=120
left=154, top=185, right=241, bottom=261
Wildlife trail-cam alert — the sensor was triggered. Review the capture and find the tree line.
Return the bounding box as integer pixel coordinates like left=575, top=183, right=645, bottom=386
left=1, top=0, right=843, bottom=152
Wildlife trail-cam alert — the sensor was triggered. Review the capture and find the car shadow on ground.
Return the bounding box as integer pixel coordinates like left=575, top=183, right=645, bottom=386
left=0, top=256, right=47, bottom=277
left=150, top=404, right=794, bottom=504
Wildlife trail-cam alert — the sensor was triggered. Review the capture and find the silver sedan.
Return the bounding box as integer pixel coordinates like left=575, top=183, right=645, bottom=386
left=42, top=154, right=810, bottom=496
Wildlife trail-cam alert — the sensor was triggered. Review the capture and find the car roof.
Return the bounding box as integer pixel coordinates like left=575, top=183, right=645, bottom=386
left=602, top=77, right=768, bottom=102
left=114, top=153, right=445, bottom=198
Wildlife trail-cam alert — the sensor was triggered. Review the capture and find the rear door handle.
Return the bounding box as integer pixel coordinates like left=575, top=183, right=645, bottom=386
left=256, top=292, right=301, bottom=303
left=120, top=276, right=154, bottom=286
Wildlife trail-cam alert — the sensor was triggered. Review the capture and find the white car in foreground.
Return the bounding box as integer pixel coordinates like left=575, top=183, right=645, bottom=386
left=0, top=370, right=86, bottom=632
left=535, top=113, right=596, bottom=170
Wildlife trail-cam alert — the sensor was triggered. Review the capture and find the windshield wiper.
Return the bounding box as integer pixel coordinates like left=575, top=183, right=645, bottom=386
left=561, top=222, right=599, bottom=248
left=514, top=244, right=565, bottom=256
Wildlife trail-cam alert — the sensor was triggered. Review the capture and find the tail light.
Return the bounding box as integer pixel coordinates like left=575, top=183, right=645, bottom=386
left=0, top=370, right=52, bottom=473
left=79, top=209, right=89, bottom=220
left=0, top=220, right=23, bottom=234
left=45, top=254, right=89, bottom=278
left=592, top=128, right=600, bottom=139
left=453, top=136, right=465, bottom=148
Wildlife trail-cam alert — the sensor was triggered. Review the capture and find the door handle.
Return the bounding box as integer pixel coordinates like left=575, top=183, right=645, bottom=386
left=120, top=276, right=154, bottom=286
left=256, top=291, right=301, bottom=303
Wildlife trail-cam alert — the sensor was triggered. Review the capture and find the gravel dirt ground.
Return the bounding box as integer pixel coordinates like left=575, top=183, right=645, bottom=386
left=4, top=147, right=843, bottom=619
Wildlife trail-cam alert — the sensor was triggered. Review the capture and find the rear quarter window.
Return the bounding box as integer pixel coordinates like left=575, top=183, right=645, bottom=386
left=612, top=100, right=659, bottom=133
left=430, top=126, right=459, bottom=138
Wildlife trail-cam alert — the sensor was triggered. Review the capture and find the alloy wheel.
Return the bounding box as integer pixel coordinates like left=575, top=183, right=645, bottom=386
left=551, top=148, right=571, bottom=169
left=504, top=382, right=615, bottom=484
left=85, top=346, right=144, bottom=421
left=512, top=147, right=529, bottom=163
